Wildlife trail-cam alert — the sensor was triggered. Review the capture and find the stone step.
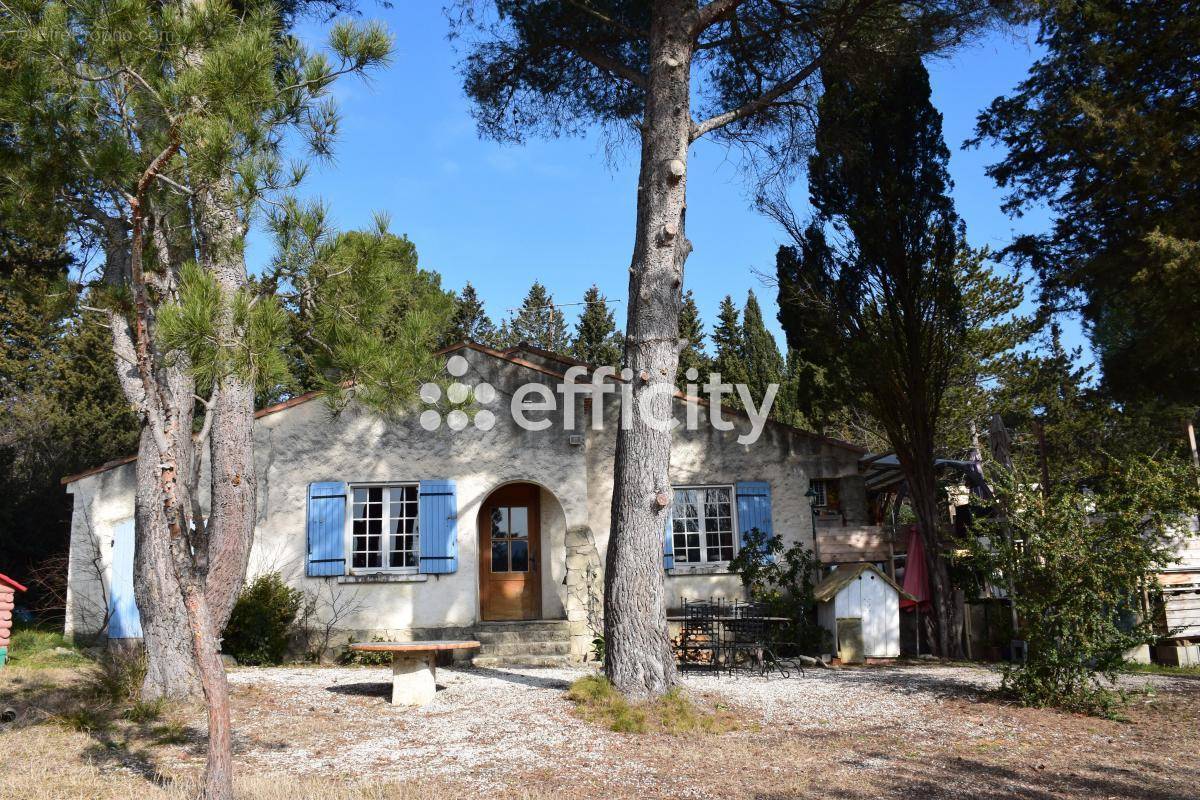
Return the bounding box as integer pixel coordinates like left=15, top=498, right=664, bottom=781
left=476, top=628, right=571, bottom=644
left=478, top=639, right=572, bottom=657
left=477, top=620, right=571, bottom=635
left=470, top=654, right=575, bottom=669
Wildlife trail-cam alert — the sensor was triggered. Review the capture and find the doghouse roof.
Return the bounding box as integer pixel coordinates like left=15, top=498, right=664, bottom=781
left=812, top=563, right=914, bottom=603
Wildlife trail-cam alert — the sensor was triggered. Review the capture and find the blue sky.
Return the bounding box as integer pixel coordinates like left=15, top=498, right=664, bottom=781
left=245, top=7, right=1073, bottom=356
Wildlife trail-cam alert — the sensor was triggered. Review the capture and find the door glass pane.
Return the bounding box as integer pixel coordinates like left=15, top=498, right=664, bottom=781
left=510, top=539, right=529, bottom=572
left=491, top=539, right=509, bottom=572
left=509, top=507, right=528, bottom=538
left=490, top=507, right=508, bottom=537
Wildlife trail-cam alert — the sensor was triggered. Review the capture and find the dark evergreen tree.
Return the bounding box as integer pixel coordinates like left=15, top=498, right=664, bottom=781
left=740, top=290, right=785, bottom=413
left=773, top=50, right=970, bottom=657
left=676, top=289, right=710, bottom=379
left=774, top=239, right=853, bottom=433
left=711, top=295, right=747, bottom=393
left=505, top=281, right=569, bottom=352
left=449, top=282, right=498, bottom=346
left=0, top=268, right=138, bottom=607
left=572, top=285, right=622, bottom=367
left=971, top=0, right=1200, bottom=407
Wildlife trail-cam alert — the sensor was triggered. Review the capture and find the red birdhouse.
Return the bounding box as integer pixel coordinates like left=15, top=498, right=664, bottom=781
left=0, top=572, right=28, bottom=668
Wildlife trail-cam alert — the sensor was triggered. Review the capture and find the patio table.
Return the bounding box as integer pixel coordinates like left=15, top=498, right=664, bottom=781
left=348, top=640, right=480, bottom=706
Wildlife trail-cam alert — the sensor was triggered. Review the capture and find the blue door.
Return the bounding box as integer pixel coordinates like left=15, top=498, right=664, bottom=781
left=108, top=518, right=143, bottom=638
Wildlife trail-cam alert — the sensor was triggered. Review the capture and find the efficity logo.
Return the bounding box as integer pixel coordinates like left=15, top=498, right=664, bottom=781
left=419, top=355, right=777, bottom=445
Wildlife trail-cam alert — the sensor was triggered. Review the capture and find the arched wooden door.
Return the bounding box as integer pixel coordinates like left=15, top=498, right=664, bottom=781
left=479, top=483, right=542, bottom=621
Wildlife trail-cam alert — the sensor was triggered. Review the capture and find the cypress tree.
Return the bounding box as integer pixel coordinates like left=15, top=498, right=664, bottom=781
left=774, top=50, right=971, bottom=658
left=572, top=285, right=622, bottom=367
left=740, top=290, right=785, bottom=412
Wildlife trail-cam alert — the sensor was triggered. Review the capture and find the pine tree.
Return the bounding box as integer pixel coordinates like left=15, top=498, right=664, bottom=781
left=572, top=285, right=622, bottom=367
left=505, top=281, right=569, bottom=352
left=740, top=290, right=785, bottom=412
left=1, top=5, right=393, bottom=795
left=711, top=295, right=747, bottom=394
left=449, top=282, right=498, bottom=346
left=456, top=0, right=997, bottom=699
left=677, top=289, right=710, bottom=378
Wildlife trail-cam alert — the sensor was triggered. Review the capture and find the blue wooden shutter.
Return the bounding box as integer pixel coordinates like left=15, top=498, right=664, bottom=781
left=307, top=482, right=347, bottom=576
left=108, top=518, right=142, bottom=638
left=419, top=479, right=458, bottom=574
left=736, top=481, right=773, bottom=556
left=663, top=487, right=675, bottom=570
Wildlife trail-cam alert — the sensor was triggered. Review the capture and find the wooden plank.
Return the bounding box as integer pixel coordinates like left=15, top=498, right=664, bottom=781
left=820, top=549, right=891, bottom=562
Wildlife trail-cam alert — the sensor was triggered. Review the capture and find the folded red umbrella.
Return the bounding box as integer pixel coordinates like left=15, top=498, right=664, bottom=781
left=900, top=525, right=931, bottom=612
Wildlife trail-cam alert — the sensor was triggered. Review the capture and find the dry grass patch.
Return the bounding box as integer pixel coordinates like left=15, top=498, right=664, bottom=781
left=566, top=674, right=742, bottom=734
left=1, top=716, right=548, bottom=800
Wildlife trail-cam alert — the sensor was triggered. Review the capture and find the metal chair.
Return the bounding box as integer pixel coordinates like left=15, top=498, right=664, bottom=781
left=725, top=601, right=792, bottom=678
left=677, top=597, right=722, bottom=675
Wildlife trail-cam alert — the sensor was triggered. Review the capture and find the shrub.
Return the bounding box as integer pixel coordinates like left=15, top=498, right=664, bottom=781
left=975, top=456, right=1200, bottom=715
left=341, top=634, right=392, bottom=666
left=729, top=530, right=830, bottom=655
left=590, top=635, right=605, bottom=663
left=222, top=573, right=303, bottom=666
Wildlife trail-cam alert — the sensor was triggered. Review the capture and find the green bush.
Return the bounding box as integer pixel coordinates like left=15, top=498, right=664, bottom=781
left=975, top=456, right=1200, bottom=715
left=340, top=634, right=392, bottom=666
left=729, top=529, right=830, bottom=656
left=222, top=572, right=302, bottom=666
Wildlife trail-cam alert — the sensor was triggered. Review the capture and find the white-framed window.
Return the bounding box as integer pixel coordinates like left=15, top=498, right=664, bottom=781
left=809, top=478, right=829, bottom=508
left=348, top=484, right=419, bottom=572
left=671, top=485, right=736, bottom=565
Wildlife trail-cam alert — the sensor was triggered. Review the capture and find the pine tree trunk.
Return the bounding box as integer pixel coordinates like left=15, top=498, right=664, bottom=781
left=135, top=426, right=202, bottom=699
left=906, top=460, right=964, bottom=659
left=104, top=222, right=204, bottom=700
left=186, top=171, right=255, bottom=800
left=603, top=0, right=694, bottom=699
left=197, top=181, right=257, bottom=635
left=180, top=574, right=234, bottom=800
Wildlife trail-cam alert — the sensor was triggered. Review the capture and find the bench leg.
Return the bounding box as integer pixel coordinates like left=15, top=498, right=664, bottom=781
left=390, top=652, right=437, bottom=706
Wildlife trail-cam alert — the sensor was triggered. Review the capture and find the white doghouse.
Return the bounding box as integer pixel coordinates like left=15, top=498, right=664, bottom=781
left=814, top=563, right=913, bottom=662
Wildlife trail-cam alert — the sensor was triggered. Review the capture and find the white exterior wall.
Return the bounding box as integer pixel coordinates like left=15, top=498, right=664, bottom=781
left=63, top=462, right=137, bottom=640
left=584, top=383, right=865, bottom=608
left=65, top=345, right=866, bottom=657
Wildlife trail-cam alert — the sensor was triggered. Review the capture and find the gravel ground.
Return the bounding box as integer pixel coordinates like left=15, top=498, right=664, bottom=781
left=186, top=662, right=1200, bottom=799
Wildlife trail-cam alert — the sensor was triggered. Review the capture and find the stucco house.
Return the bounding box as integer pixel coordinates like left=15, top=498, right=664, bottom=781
left=62, top=341, right=875, bottom=664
